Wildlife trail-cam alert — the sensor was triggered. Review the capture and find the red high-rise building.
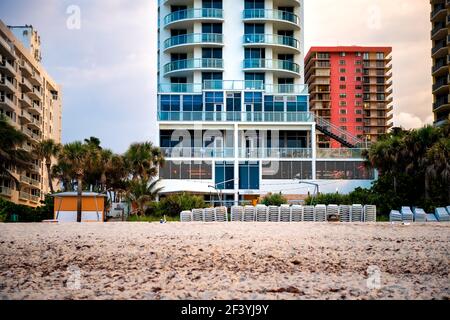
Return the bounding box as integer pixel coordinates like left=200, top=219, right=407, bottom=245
left=305, top=46, right=393, bottom=148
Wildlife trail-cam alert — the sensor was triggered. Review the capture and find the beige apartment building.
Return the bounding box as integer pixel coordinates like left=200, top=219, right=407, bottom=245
left=0, top=20, right=62, bottom=207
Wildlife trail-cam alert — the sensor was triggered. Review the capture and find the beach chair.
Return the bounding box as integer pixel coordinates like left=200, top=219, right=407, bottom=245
left=291, top=205, right=303, bottom=222
left=389, top=210, right=402, bottom=222
left=426, top=213, right=438, bottom=222
left=446, top=206, right=450, bottom=216
left=215, top=206, right=228, bottom=222
left=435, top=208, right=450, bottom=222
left=314, top=204, right=327, bottom=222
left=339, top=205, right=351, bottom=222
left=401, top=206, right=414, bottom=223
left=192, top=209, right=204, bottom=222
left=351, top=205, right=363, bottom=222
left=327, top=205, right=339, bottom=222
left=203, top=208, right=216, bottom=222
left=303, top=205, right=315, bottom=222
left=256, top=205, right=268, bottom=222
left=280, top=205, right=292, bottom=222
left=180, top=211, right=193, bottom=222
left=412, top=208, right=426, bottom=222
left=364, top=205, right=377, bottom=223
left=243, top=206, right=255, bottom=222
left=268, top=206, right=280, bottom=222
left=231, top=206, right=243, bottom=222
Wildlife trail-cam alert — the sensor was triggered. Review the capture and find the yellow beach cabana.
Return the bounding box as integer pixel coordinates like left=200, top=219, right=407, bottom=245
left=52, top=192, right=107, bottom=223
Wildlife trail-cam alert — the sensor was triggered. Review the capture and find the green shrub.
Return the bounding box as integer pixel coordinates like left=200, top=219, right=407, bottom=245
left=0, top=195, right=53, bottom=223
left=157, top=193, right=207, bottom=217
left=261, top=193, right=288, bottom=206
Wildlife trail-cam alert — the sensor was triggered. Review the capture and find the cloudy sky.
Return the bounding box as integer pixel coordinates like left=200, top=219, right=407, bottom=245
left=0, top=0, right=432, bottom=153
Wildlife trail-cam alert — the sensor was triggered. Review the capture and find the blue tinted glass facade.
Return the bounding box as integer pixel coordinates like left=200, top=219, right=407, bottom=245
left=239, top=161, right=260, bottom=190
left=215, top=162, right=234, bottom=190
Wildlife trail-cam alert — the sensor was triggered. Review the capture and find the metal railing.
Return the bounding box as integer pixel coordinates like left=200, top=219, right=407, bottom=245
left=243, top=9, right=299, bottom=25
left=239, top=148, right=312, bottom=159
left=316, top=148, right=365, bottom=159
left=243, top=34, right=299, bottom=49
left=164, top=33, right=223, bottom=49
left=164, top=8, right=223, bottom=26
left=243, top=59, right=300, bottom=73
left=0, top=186, right=12, bottom=196
left=161, top=147, right=234, bottom=158
left=158, top=111, right=315, bottom=122
left=164, top=58, right=224, bottom=74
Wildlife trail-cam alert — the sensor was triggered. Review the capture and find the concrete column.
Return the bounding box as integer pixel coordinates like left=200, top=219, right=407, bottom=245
left=234, top=123, right=239, bottom=204
left=311, top=123, right=317, bottom=180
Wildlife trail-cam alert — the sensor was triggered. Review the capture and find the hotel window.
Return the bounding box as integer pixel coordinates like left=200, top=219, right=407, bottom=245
left=376, top=52, right=384, bottom=60
left=339, top=109, right=347, bottom=114
left=355, top=94, right=363, bottom=99
left=339, top=52, right=346, bottom=57
left=215, top=162, right=235, bottom=190
left=355, top=85, right=362, bottom=90
left=356, top=52, right=362, bottom=57
left=245, top=0, right=265, bottom=9
left=339, top=60, right=346, bottom=65
left=363, top=53, right=369, bottom=59
left=339, top=101, right=347, bottom=106
left=355, top=68, right=362, bottom=73
left=355, top=60, right=362, bottom=65
left=339, top=94, right=347, bottom=99
left=316, top=161, right=374, bottom=180
left=339, top=76, right=346, bottom=81
left=203, top=0, right=223, bottom=9
left=356, top=126, right=364, bottom=131
left=356, top=118, right=363, bottom=123
left=339, top=85, right=346, bottom=90
left=355, top=109, right=362, bottom=114
left=340, top=118, right=347, bottom=123
left=239, top=162, right=260, bottom=190
left=355, top=76, right=362, bottom=82
left=340, top=68, right=346, bottom=73
left=160, top=161, right=213, bottom=180
left=340, top=126, right=347, bottom=130
left=262, top=161, right=312, bottom=180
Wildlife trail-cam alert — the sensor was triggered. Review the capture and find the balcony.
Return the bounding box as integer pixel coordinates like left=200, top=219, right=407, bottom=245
left=431, top=4, right=447, bottom=21
left=19, top=191, right=30, bottom=201
left=0, top=95, right=17, bottom=111
left=29, top=117, right=42, bottom=130
left=20, top=175, right=32, bottom=185
left=19, top=110, right=32, bottom=124
left=0, top=186, right=12, bottom=197
left=20, top=77, right=32, bottom=92
left=239, top=148, right=312, bottom=159
left=164, top=33, right=223, bottom=52
left=0, top=60, right=16, bottom=75
left=243, top=34, right=299, bottom=52
left=433, top=78, right=449, bottom=93
left=19, top=60, right=33, bottom=77
left=0, top=78, right=16, bottom=93
left=316, top=148, right=365, bottom=159
left=20, top=93, right=33, bottom=108
left=243, top=59, right=300, bottom=76
left=431, top=21, right=447, bottom=40
left=30, top=195, right=40, bottom=203
left=27, top=86, right=43, bottom=101
left=164, top=8, right=224, bottom=27
left=242, top=9, right=300, bottom=28
left=163, top=58, right=223, bottom=76
left=432, top=40, right=448, bottom=57
left=28, top=101, right=43, bottom=115
left=0, top=36, right=16, bottom=59
left=161, top=147, right=234, bottom=158
left=30, top=71, right=43, bottom=86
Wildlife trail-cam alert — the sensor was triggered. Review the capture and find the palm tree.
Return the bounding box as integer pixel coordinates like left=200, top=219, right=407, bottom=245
left=34, top=139, right=61, bottom=194
left=98, top=148, right=113, bottom=192
left=59, top=142, right=89, bottom=222
left=124, top=142, right=165, bottom=180
left=126, top=178, right=163, bottom=216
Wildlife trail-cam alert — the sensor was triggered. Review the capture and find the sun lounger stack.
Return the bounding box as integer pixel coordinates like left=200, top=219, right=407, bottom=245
left=192, top=209, right=204, bottom=222
left=268, top=206, right=280, bottom=222
left=339, top=205, right=351, bottom=222
left=231, top=206, right=244, bottom=222
left=314, top=205, right=327, bottom=222
left=446, top=206, right=450, bottom=215
left=412, top=208, right=426, bottom=222
left=426, top=213, right=438, bottom=222
left=351, top=205, right=363, bottom=222
left=363, top=205, right=377, bottom=222
left=291, top=205, right=303, bottom=222
left=180, top=211, right=193, bottom=222
left=303, top=205, right=315, bottom=222
left=326, top=205, right=339, bottom=221
left=256, top=205, right=268, bottom=222
left=243, top=206, right=255, bottom=222
left=215, top=206, right=228, bottom=222
left=400, top=206, right=414, bottom=223
left=389, top=210, right=402, bottom=222
left=280, top=205, right=292, bottom=222
left=435, top=208, right=450, bottom=222
left=203, top=208, right=215, bottom=222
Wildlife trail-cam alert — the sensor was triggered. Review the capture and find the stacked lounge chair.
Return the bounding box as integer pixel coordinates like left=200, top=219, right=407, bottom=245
left=326, top=205, right=339, bottom=221
left=180, top=211, right=193, bottom=222
left=303, top=205, right=315, bottom=222
left=314, top=204, right=327, bottom=222
left=231, top=206, right=244, bottom=222
left=364, top=205, right=377, bottom=222
left=389, top=210, right=402, bottom=222
left=447, top=206, right=450, bottom=215
left=291, top=205, right=303, bottom=222
left=243, top=205, right=255, bottom=222
left=215, top=206, right=228, bottom=222
left=351, top=205, right=363, bottom=222
left=203, top=208, right=215, bottom=222
left=412, top=208, right=426, bottom=222
left=401, top=206, right=414, bottom=222
left=426, top=213, right=438, bottom=222
left=280, top=205, right=292, bottom=222
left=435, top=208, right=450, bottom=222
left=339, top=205, right=351, bottom=222
left=256, top=205, right=268, bottom=222
left=268, top=206, right=280, bottom=222
left=192, top=208, right=204, bottom=222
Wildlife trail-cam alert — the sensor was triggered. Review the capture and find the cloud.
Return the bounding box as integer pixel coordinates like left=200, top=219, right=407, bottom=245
left=395, top=112, right=433, bottom=129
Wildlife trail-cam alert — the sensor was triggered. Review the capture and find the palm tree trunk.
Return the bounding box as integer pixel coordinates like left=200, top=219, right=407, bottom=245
left=46, top=163, right=54, bottom=194
left=77, top=177, right=83, bottom=223
left=424, top=173, right=430, bottom=200
left=393, top=176, right=397, bottom=194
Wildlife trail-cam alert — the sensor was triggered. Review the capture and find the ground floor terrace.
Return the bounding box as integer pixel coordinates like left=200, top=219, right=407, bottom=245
left=0, top=222, right=448, bottom=300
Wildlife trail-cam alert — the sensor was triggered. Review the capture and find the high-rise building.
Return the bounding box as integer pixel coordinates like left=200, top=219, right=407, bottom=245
left=0, top=20, right=62, bottom=207
left=430, top=0, right=450, bottom=125
left=156, top=0, right=375, bottom=204
left=304, top=46, right=393, bottom=148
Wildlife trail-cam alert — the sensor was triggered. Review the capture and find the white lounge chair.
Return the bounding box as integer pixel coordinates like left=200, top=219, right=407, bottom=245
left=256, top=205, right=268, bottom=222
left=426, top=213, right=438, bottom=222
left=231, top=206, right=243, bottom=222
left=364, top=205, right=377, bottom=222
left=268, top=206, right=280, bottom=222
left=446, top=206, right=450, bottom=215
left=215, top=206, right=228, bottom=222
left=327, top=205, right=339, bottom=221
left=389, top=210, right=402, bottom=222
left=351, top=204, right=363, bottom=222
left=435, top=208, right=450, bottom=222
left=315, top=204, right=327, bottom=222
left=192, top=209, right=204, bottom=222
left=291, top=205, right=303, bottom=222
left=203, top=208, right=215, bottom=222
left=243, top=205, right=255, bottom=222
left=401, top=206, right=414, bottom=222
left=339, top=205, right=351, bottom=222
left=412, top=208, right=426, bottom=222
left=303, top=205, right=315, bottom=222
left=280, top=205, right=291, bottom=222
left=180, top=211, right=193, bottom=222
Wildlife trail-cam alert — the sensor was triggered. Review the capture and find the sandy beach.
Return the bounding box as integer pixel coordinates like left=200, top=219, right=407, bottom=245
left=0, top=222, right=448, bottom=300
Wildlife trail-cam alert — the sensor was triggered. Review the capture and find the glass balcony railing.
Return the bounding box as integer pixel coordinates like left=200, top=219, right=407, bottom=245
left=161, top=147, right=234, bottom=158
left=239, top=148, right=312, bottom=159
left=163, top=58, right=224, bottom=74
left=164, top=8, right=224, bottom=26
left=243, top=9, right=299, bottom=25
left=158, top=111, right=315, bottom=122
left=164, top=33, right=223, bottom=50
left=243, top=34, right=299, bottom=49
left=243, top=59, right=300, bottom=74
left=316, top=148, right=365, bottom=159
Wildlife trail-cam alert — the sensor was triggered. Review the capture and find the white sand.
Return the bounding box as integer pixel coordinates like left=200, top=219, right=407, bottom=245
left=0, top=222, right=448, bottom=300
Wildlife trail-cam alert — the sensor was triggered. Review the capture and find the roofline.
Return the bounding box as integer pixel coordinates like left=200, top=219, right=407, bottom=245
left=305, top=46, right=393, bottom=61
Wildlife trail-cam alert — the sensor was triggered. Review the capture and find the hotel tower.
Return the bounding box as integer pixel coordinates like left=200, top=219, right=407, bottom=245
left=157, top=0, right=375, bottom=205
